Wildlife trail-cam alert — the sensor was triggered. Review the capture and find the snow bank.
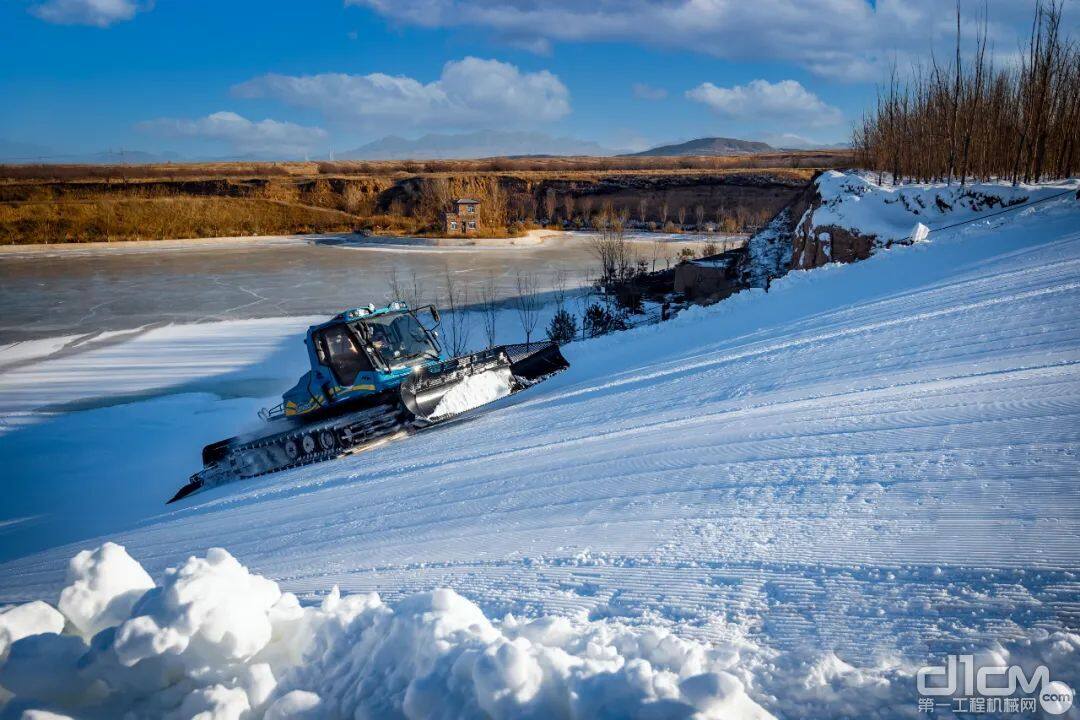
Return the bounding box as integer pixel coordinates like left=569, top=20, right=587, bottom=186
left=809, top=170, right=1076, bottom=247
left=0, top=543, right=774, bottom=719
left=431, top=368, right=513, bottom=419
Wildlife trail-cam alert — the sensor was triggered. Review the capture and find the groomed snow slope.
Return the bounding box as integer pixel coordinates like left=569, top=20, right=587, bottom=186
left=0, top=180, right=1078, bottom=717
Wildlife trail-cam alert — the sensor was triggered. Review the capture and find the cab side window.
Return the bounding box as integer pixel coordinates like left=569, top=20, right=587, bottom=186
left=317, top=325, right=373, bottom=385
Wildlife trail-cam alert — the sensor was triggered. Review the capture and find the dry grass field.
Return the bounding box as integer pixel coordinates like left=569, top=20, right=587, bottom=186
left=0, top=150, right=851, bottom=244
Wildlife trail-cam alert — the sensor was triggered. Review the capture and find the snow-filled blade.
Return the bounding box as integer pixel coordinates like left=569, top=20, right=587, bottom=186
left=400, top=342, right=568, bottom=422
left=503, top=341, right=571, bottom=382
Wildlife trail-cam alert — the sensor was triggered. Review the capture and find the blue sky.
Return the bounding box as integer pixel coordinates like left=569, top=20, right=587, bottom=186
left=0, top=0, right=1071, bottom=158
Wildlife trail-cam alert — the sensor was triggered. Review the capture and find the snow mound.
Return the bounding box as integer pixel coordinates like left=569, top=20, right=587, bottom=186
left=430, top=367, right=513, bottom=419
left=0, top=544, right=774, bottom=719
left=0, top=602, right=64, bottom=664
left=58, top=541, right=154, bottom=641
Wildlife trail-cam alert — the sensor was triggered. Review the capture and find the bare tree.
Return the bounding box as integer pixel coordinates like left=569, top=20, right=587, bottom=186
left=386, top=265, right=404, bottom=303
left=386, top=267, right=426, bottom=309
left=650, top=238, right=666, bottom=272
left=599, top=199, right=614, bottom=228
left=543, top=189, right=557, bottom=223
left=478, top=273, right=499, bottom=348
left=852, top=1, right=1078, bottom=184
left=406, top=270, right=426, bottom=309
left=514, top=271, right=542, bottom=345
left=638, top=197, right=649, bottom=225
left=694, top=204, right=705, bottom=229
left=659, top=196, right=670, bottom=224
left=548, top=267, right=566, bottom=307
left=563, top=194, right=575, bottom=225
left=417, top=178, right=451, bottom=226
left=442, top=265, right=471, bottom=356
left=588, top=218, right=636, bottom=284
left=580, top=195, right=594, bottom=220
left=676, top=205, right=686, bottom=228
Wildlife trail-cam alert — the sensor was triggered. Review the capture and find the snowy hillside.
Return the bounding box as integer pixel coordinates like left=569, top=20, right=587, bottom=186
left=0, top=177, right=1078, bottom=717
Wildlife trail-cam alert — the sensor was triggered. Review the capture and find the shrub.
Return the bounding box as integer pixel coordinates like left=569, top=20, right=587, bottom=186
left=546, top=309, right=578, bottom=345
left=583, top=304, right=626, bottom=337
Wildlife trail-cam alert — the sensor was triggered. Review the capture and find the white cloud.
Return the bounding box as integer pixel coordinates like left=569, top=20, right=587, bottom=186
left=136, top=112, right=327, bottom=157
left=687, top=79, right=843, bottom=128
left=232, top=57, right=570, bottom=129
left=29, top=0, right=141, bottom=27
left=632, top=83, right=667, bottom=101
left=351, top=0, right=1074, bottom=82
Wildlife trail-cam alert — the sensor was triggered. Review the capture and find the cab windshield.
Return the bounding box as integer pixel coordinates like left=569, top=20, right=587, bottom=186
left=360, top=311, right=438, bottom=369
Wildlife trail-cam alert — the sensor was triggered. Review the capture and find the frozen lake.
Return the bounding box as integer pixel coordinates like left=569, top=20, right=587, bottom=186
left=0, top=231, right=736, bottom=343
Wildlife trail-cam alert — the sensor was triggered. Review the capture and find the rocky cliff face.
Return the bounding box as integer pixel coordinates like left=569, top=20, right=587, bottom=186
left=739, top=176, right=821, bottom=287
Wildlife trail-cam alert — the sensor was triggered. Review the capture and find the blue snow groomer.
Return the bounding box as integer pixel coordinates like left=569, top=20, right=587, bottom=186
left=171, top=301, right=569, bottom=502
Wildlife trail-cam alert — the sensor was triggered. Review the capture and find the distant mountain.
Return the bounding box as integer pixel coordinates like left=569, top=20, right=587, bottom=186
left=626, top=137, right=775, bottom=157
left=340, top=131, right=617, bottom=160
left=0, top=139, right=55, bottom=163
left=0, top=143, right=184, bottom=164
left=81, top=149, right=184, bottom=164
left=761, top=134, right=851, bottom=151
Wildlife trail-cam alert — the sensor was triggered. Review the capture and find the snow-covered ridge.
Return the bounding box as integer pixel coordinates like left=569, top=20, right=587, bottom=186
left=0, top=543, right=773, bottom=719
left=791, top=170, right=1077, bottom=269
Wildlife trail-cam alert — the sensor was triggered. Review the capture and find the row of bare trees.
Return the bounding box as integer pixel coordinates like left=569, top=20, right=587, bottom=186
left=853, top=1, right=1079, bottom=184
left=386, top=266, right=579, bottom=352
left=535, top=190, right=766, bottom=231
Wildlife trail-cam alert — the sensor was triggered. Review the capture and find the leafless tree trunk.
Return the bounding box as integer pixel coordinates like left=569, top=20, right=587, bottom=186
left=638, top=197, right=649, bottom=225
left=550, top=267, right=568, bottom=307
left=579, top=195, right=593, bottom=225
left=405, top=270, right=426, bottom=310
left=588, top=218, right=635, bottom=284
left=543, top=189, right=557, bottom=224
left=386, top=266, right=403, bottom=304
left=442, top=265, right=471, bottom=356
left=650, top=239, right=665, bottom=272
left=478, top=273, right=499, bottom=348
left=514, top=271, right=542, bottom=345
left=694, top=204, right=705, bottom=229
left=676, top=206, right=686, bottom=228
left=563, top=194, right=575, bottom=225
left=387, top=266, right=427, bottom=309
